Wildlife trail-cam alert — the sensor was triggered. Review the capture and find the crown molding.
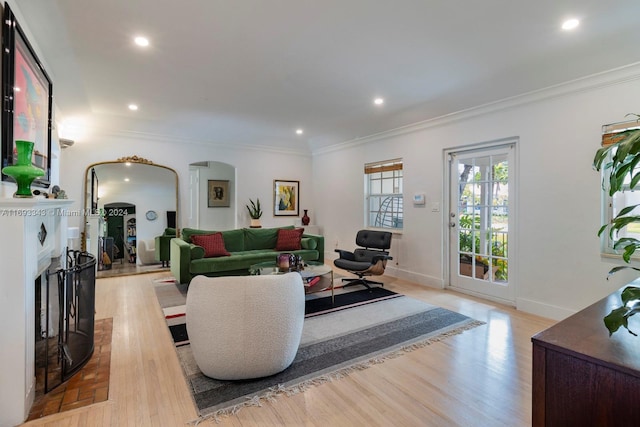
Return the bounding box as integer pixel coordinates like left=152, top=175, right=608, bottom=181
left=314, top=62, right=640, bottom=156
left=94, top=128, right=313, bottom=158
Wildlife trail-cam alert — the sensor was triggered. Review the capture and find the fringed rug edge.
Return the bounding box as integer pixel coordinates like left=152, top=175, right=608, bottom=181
left=188, top=318, right=485, bottom=425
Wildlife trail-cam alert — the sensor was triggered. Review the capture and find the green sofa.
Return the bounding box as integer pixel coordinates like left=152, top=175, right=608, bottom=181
left=170, top=226, right=324, bottom=284
left=155, top=227, right=176, bottom=267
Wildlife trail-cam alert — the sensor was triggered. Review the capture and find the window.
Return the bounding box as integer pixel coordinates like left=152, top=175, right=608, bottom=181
left=365, top=159, right=403, bottom=230
left=601, top=121, right=640, bottom=255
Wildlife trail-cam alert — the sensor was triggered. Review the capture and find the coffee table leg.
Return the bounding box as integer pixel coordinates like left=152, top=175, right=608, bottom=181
left=331, top=270, right=334, bottom=304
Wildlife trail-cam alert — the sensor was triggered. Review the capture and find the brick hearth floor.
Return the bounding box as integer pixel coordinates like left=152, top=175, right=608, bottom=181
left=27, top=318, right=113, bottom=421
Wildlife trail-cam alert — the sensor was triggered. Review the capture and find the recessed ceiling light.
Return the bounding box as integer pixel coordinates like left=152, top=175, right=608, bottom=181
left=124, top=178, right=130, bottom=182
left=296, top=129, right=304, bottom=135
left=374, top=97, right=384, bottom=106
left=134, top=36, right=149, bottom=47
left=562, top=18, right=579, bottom=31
left=128, top=104, right=138, bottom=111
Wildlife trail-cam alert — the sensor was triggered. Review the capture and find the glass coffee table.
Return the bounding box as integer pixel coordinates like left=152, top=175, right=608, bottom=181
left=249, top=261, right=334, bottom=303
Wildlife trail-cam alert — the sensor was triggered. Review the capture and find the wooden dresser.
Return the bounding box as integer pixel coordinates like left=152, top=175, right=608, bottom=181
left=531, top=286, right=640, bottom=426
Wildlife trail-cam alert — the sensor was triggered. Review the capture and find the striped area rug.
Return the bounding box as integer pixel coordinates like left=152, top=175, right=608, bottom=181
left=152, top=277, right=485, bottom=423
left=154, top=280, right=403, bottom=347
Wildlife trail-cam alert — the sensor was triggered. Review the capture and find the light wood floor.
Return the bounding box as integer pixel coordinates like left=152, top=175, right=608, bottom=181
left=96, top=261, right=169, bottom=279
left=22, top=271, right=554, bottom=427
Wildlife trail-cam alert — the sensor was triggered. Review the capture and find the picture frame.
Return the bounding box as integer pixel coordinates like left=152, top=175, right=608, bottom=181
left=1, top=3, right=53, bottom=188
left=274, top=180, right=299, bottom=216
left=208, top=180, right=230, bottom=207
left=91, top=168, right=99, bottom=214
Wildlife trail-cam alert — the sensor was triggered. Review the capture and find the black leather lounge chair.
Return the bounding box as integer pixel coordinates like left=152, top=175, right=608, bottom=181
left=333, top=230, right=393, bottom=289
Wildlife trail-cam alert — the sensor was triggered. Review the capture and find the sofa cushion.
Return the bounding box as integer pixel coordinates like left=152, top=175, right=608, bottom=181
left=164, top=227, right=177, bottom=236
left=191, top=233, right=231, bottom=258
left=220, top=229, right=245, bottom=252
left=182, top=227, right=218, bottom=244
left=190, top=244, right=206, bottom=260
left=300, top=237, right=317, bottom=250
left=184, top=228, right=245, bottom=251
left=244, top=226, right=293, bottom=250
left=275, top=228, right=304, bottom=251
left=189, top=249, right=319, bottom=275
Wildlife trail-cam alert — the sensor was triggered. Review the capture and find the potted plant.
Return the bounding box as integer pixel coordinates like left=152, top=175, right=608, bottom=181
left=593, top=113, right=640, bottom=335
left=246, top=198, right=262, bottom=228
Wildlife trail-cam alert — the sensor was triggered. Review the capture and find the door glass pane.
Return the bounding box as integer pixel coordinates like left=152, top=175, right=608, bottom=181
left=489, top=156, right=508, bottom=282
left=456, top=154, right=509, bottom=284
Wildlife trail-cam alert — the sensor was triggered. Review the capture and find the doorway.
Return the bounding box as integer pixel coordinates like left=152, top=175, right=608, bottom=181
left=446, top=141, right=516, bottom=304
left=104, top=202, right=136, bottom=263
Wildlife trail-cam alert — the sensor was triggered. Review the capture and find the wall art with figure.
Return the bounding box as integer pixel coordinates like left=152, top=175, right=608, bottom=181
left=274, top=180, right=299, bottom=216
left=208, top=180, right=230, bottom=207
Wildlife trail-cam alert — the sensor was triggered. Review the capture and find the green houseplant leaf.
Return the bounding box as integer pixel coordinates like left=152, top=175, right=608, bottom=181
left=246, top=198, right=262, bottom=219
left=593, top=114, right=640, bottom=335
left=603, top=306, right=636, bottom=336
left=621, top=286, right=640, bottom=306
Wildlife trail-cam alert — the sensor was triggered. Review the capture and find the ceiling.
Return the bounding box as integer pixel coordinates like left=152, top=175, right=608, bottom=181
left=14, top=0, right=640, bottom=154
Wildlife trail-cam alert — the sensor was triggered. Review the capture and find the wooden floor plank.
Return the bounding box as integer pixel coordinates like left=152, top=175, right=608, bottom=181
left=21, top=270, right=554, bottom=427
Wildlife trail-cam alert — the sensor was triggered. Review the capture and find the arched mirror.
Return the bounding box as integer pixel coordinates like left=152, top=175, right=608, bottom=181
left=82, top=156, right=178, bottom=276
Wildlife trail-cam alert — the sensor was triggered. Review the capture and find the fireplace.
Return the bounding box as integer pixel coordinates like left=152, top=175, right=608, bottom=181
left=0, top=198, right=75, bottom=426
left=35, top=249, right=96, bottom=394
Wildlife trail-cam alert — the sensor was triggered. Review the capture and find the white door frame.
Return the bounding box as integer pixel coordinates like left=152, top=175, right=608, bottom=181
left=188, top=167, right=200, bottom=228
left=443, top=137, right=518, bottom=306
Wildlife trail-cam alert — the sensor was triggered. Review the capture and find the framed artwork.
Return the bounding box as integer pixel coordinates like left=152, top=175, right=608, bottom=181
left=208, top=180, right=230, bottom=207
left=274, top=180, right=299, bottom=216
left=1, top=3, right=53, bottom=188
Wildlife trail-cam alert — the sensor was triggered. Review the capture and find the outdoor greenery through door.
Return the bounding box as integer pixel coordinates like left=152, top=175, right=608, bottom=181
left=448, top=142, right=515, bottom=303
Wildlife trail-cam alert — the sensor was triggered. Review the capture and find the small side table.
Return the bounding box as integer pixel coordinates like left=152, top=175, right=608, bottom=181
left=302, top=225, right=323, bottom=235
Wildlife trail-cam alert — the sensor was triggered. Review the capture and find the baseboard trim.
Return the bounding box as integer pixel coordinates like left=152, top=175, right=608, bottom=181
left=342, top=261, right=576, bottom=321
left=446, top=285, right=515, bottom=307
left=516, top=297, right=576, bottom=321
left=385, top=266, right=444, bottom=289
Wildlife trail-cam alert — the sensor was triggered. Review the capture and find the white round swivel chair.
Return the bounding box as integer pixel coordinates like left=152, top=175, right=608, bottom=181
left=186, top=272, right=305, bottom=380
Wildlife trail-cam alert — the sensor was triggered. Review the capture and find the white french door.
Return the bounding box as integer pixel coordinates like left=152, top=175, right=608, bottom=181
left=447, top=142, right=516, bottom=304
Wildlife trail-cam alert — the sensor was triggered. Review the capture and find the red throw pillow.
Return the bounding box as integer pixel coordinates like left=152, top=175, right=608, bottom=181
left=275, top=228, right=304, bottom=251
left=191, top=233, right=230, bottom=258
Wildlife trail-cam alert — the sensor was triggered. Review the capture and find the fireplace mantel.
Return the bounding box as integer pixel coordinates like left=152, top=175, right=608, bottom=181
left=0, top=198, right=75, bottom=427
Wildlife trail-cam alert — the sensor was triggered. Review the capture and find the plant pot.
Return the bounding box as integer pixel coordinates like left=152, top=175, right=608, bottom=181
left=250, top=218, right=262, bottom=228
left=459, top=255, right=489, bottom=279
left=1, top=140, right=45, bottom=198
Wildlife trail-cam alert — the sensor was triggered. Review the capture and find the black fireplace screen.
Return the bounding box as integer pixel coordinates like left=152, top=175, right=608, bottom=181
left=37, top=249, right=96, bottom=393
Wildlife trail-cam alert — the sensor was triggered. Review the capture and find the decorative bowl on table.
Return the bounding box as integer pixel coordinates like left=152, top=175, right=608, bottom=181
left=276, top=253, right=304, bottom=272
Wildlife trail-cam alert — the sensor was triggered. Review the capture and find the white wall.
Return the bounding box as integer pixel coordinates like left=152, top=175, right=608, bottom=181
left=191, top=161, right=236, bottom=230
left=7, top=0, right=639, bottom=323
left=313, top=65, right=640, bottom=320
left=14, top=64, right=640, bottom=324
left=59, top=136, right=315, bottom=237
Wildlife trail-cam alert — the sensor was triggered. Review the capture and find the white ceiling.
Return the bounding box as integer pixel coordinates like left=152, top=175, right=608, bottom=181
left=14, top=0, right=640, bottom=154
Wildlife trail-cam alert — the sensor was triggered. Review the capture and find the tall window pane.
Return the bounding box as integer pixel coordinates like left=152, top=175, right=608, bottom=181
left=365, top=159, right=403, bottom=230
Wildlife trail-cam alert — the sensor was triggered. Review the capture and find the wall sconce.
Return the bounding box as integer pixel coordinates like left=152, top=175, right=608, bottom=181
left=59, top=138, right=75, bottom=149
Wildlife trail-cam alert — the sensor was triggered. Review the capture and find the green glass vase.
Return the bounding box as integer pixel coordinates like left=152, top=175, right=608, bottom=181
left=1, top=140, right=45, bottom=198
